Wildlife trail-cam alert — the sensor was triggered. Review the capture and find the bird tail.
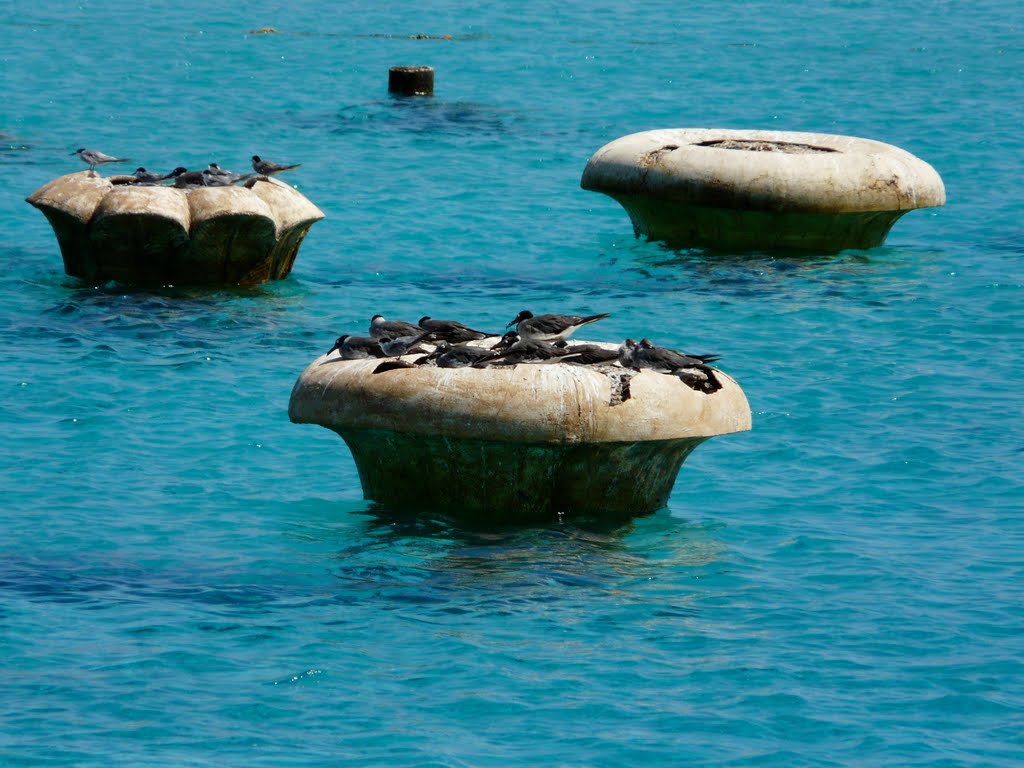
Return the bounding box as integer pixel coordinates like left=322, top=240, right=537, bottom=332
left=676, top=365, right=723, bottom=394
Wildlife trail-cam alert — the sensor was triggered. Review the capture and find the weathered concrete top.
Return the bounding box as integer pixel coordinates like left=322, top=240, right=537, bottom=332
left=581, top=128, right=946, bottom=214
left=289, top=344, right=752, bottom=445
left=26, top=171, right=324, bottom=285
left=27, top=171, right=324, bottom=237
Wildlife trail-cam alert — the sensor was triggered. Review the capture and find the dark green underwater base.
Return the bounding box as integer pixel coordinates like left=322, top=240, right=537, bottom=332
left=614, top=194, right=909, bottom=251
left=337, top=428, right=708, bottom=521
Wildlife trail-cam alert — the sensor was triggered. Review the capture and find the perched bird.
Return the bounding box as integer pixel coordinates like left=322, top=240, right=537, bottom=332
left=634, top=338, right=719, bottom=368
left=559, top=343, right=620, bottom=366
left=72, top=148, right=130, bottom=175
left=629, top=338, right=722, bottom=393
left=506, top=310, right=610, bottom=341
left=421, top=341, right=497, bottom=369
left=418, top=316, right=490, bottom=344
left=327, top=334, right=386, bottom=360
left=617, top=338, right=638, bottom=369
left=377, top=335, right=430, bottom=357
left=205, top=163, right=253, bottom=186
left=169, top=167, right=208, bottom=189
left=131, top=167, right=173, bottom=185
left=487, top=332, right=571, bottom=365
left=489, top=330, right=521, bottom=351
left=369, top=315, right=422, bottom=340
left=251, top=155, right=301, bottom=176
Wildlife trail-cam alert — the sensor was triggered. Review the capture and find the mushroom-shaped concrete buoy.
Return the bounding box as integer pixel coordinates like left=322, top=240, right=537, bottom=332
left=581, top=128, right=945, bottom=252
left=288, top=341, right=751, bottom=520
left=26, top=171, right=324, bottom=285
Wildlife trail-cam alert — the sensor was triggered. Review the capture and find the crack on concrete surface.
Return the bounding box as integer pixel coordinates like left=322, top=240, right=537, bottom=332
left=695, top=139, right=839, bottom=154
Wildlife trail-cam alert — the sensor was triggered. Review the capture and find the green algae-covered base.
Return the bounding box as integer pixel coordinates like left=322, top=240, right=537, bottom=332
left=338, top=427, right=708, bottom=521
left=614, top=193, right=908, bottom=252
left=581, top=128, right=946, bottom=253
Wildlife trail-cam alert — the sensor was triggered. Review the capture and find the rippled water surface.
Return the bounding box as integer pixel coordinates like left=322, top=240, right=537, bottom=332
left=2, top=1, right=1022, bottom=765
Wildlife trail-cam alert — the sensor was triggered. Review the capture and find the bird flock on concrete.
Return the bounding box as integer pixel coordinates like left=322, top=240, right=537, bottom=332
left=325, top=311, right=724, bottom=401
left=70, top=148, right=301, bottom=188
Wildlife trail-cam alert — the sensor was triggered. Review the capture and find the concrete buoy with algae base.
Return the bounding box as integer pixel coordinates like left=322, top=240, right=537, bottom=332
left=26, top=171, right=324, bottom=285
left=288, top=342, right=751, bottom=520
left=581, top=128, right=945, bottom=252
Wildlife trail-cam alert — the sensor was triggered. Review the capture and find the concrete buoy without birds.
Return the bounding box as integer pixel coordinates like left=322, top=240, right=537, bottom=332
left=388, top=66, right=434, bottom=96
left=581, top=128, right=946, bottom=252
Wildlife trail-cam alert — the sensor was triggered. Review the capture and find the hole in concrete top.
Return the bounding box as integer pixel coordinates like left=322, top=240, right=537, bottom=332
left=695, top=139, right=839, bottom=154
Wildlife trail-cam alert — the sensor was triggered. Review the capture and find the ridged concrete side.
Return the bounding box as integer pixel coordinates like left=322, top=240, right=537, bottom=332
left=26, top=172, right=324, bottom=285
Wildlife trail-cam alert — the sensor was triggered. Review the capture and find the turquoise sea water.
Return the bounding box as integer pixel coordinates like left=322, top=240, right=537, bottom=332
left=2, top=1, right=1023, bottom=765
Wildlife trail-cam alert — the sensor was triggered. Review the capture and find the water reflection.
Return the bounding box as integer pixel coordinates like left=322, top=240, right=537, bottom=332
left=318, top=503, right=730, bottom=610
left=618, top=237, right=950, bottom=299
left=33, top=279, right=313, bottom=345
left=332, top=98, right=524, bottom=139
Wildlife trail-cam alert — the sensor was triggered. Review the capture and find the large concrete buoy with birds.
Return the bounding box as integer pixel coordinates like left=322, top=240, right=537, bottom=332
left=581, top=128, right=945, bottom=251
left=288, top=336, right=751, bottom=521
left=26, top=171, right=323, bottom=285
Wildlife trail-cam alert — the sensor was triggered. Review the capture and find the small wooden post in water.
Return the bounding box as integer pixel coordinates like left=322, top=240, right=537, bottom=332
left=388, top=66, right=434, bottom=96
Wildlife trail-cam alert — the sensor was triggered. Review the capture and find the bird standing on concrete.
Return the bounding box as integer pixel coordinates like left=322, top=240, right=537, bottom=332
left=72, top=148, right=130, bottom=175
left=506, top=310, right=610, bottom=341
left=251, top=155, right=301, bottom=176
